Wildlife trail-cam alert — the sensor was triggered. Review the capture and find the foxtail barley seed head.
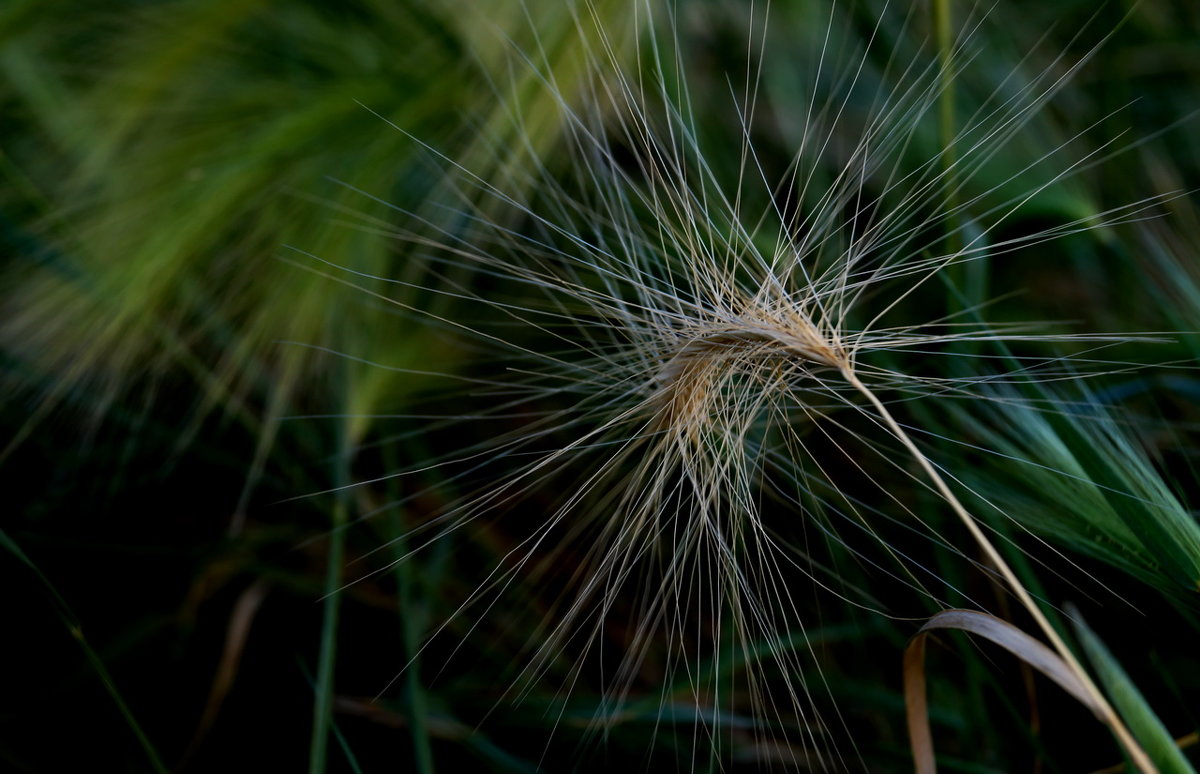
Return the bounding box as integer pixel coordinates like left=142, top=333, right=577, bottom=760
left=308, top=1, right=1182, bottom=768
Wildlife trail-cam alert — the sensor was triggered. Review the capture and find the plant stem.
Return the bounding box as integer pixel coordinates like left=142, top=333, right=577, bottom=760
left=934, top=0, right=964, bottom=296
left=310, top=417, right=351, bottom=774
left=935, top=0, right=956, bottom=218
left=388, top=507, right=436, bottom=774
left=1, top=529, right=169, bottom=774
left=839, top=367, right=1154, bottom=773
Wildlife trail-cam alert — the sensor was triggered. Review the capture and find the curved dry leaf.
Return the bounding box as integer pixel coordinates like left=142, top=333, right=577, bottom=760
left=177, top=579, right=270, bottom=771
left=904, top=609, right=1108, bottom=774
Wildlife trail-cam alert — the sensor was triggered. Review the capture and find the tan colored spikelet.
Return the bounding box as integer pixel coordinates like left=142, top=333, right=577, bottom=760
left=330, top=1, right=1177, bottom=767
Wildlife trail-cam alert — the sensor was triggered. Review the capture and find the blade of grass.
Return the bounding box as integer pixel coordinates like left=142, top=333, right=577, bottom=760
left=299, top=660, right=364, bottom=774
left=384, top=437, right=436, bottom=774
left=179, top=579, right=270, bottom=769
left=1069, top=605, right=1197, bottom=774
left=0, top=528, right=168, bottom=774
left=310, top=408, right=352, bottom=774
left=392, top=509, right=436, bottom=774
left=906, top=609, right=1105, bottom=774
left=952, top=386, right=1200, bottom=595
left=329, top=706, right=366, bottom=774
left=934, top=0, right=960, bottom=261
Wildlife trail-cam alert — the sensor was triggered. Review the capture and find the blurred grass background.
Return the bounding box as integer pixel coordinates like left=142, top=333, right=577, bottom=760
left=2, top=1, right=1199, bottom=771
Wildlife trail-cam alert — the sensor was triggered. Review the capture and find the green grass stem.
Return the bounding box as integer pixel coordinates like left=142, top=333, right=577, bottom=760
left=385, top=445, right=436, bottom=774
left=0, top=529, right=168, bottom=774
left=309, top=413, right=352, bottom=774
left=1071, top=607, right=1197, bottom=774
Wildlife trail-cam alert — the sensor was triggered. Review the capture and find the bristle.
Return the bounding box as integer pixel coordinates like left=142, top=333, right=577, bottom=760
left=327, top=2, right=1179, bottom=768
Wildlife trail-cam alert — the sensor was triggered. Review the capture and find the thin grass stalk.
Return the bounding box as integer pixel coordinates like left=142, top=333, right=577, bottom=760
left=934, top=0, right=962, bottom=272
left=838, top=367, right=1154, bottom=773
left=0, top=529, right=169, bottom=774
left=1071, top=605, right=1198, bottom=774
left=330, top=719, right=366, bottom=774
left=932, top=1, right=989, bottom=319
left=309, top=412, right=352, bottom=774
left=229, top=385, right=289, bottom=537
left=386, top=494, right=435, bottom=773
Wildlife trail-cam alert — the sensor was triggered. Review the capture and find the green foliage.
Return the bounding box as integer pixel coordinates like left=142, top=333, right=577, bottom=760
left=2, top=1, right=1198, bottom=771
left=954, top=387, right=1200, bottom=594
left=1073, top=608, right=1197, bottom=774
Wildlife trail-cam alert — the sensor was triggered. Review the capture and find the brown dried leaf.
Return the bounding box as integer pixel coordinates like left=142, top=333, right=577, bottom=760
left=177, top=579, right=270, bottom=771
left=904, top=609, right=1107, bottom=773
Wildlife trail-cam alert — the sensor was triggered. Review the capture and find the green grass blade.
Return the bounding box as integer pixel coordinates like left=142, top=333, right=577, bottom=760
left=388, top=507, right=436, bottom=774
left=308, top=500, right=346, bottom=774
left=0, top=529, right=168, bottom=774
left=1070, top=606, right=1197, bottom=774
left=952, top=386, right=1200, bottom=594
left=310, top=409, right=352, bottom=774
